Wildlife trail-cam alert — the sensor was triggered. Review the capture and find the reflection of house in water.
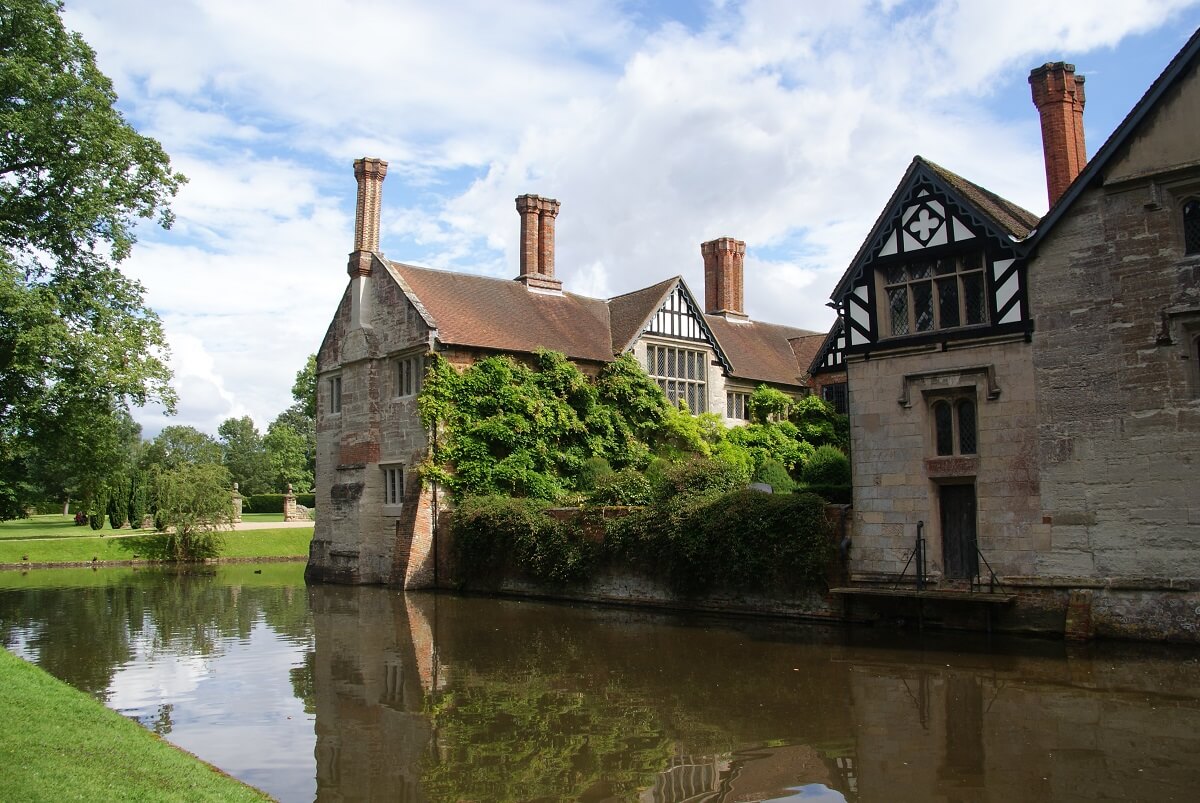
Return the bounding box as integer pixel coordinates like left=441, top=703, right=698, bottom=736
left=310, top=585, right=438, bottom=802
left=637, top=746, right=852, bottom=803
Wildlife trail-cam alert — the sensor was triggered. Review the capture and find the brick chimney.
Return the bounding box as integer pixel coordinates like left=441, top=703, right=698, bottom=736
left=1029, top=62, right=1087, bottom=208
left=701, top=237, right=747, bottom=321
left=515, top=194, right=563, bottom=292
left=348, top=157, right=387, bottom=277
left=347, top=157, right=387, bottom=329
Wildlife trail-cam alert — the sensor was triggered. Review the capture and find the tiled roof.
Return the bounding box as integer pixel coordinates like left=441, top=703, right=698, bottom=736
left=608, top=276, right=678, bottom=353
left=920, top=157, right=1039, bottom=239
left=704, top=316, right=817, bottom=387
left=390, top=262, right=814, bottom=388
left=788, top=331, right=828, bottom=377
left=391, top=263, right=616, bottom=364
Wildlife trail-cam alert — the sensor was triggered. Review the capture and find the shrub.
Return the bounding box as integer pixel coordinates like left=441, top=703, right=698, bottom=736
left=588, top=468, right=653, bottom=507
left=643, top=490, right=835, bottom=594
left=245, top=493, right=314, bottom=514
left=88, top=512, right=104, bottom=530
left=577, top=456, right=613, bottom=491
left=799, top=483, right=852, bottom=505
left=153, top=463, right=234, bottom=560
left=452, top=496, right=594, bottom=586
left=650, top=457, right=747, bottom=504
left=801, top=445, right=851, bottom=486
left=753, top=458, right=795, bottom=494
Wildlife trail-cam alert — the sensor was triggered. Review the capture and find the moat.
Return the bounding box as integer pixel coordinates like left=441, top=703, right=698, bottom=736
left=2, top=562, right=1199, bottom=802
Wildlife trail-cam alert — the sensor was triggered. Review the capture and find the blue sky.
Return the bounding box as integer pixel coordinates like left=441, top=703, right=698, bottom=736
left=60, top=0, right=1200, bottom=437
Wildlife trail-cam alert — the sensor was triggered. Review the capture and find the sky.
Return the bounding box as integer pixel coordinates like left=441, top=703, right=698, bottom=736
left=59, top=0, right=1200, bottom=438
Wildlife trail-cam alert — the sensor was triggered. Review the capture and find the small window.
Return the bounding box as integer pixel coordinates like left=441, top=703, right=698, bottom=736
left=821, top=382, right=848, bottom=415
left=726, top=391, right=749, bottom=420
left=931, top=397, right=976, bottom=456
left=394, top=354, right=424, bottom=398
left=1184, top=198, right=1200, bottom=255
left=382, top=465, right=404, bottom=507
left=329, top=376, right=342, bottom=415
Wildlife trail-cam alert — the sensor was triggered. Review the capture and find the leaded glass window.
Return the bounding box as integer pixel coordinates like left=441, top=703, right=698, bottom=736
left=726, top=391, right=749, bottom=420
left=883, top=250, right=988, bottom=337
left=934, top=401, right=953, bottom=456
left=646, top=344, right=707, bottom=412
left=393, top=354, right=424, bottom=398
left=1185, top=199, right=1200, bottom=255
left=957, top=400, right=977, bottom=455
left=932, top=397, right=977, bottom=457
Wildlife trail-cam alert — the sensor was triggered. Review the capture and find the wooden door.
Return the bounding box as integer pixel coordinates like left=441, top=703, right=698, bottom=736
left=941, top=483, right=978, bottom=580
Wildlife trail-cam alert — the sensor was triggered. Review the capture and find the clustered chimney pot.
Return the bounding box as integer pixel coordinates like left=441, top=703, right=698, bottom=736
left=701, top=236, right=747, bottom=320
left=515, top=194, right=563, bottom=292
left=1029, top=62, right=1087, bottom=208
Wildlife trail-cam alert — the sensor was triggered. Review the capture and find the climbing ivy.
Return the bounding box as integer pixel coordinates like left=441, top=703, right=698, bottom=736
left=419, top=350, right=847, bottom=503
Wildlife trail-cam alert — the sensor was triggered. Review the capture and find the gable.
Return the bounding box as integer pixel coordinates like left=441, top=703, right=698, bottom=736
left=1103, top=54, right=1200, bottom=185
left=633, top=281, right=734, bottom=374
left=832, top=160, right=1034, bottom=353
left=808, top=320, right=846, bottom=375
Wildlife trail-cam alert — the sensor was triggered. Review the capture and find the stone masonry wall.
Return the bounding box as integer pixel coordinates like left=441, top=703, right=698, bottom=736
left=1028, top=176, right=1200, bottom=582
left=846, top=338, right=1045, bottom=582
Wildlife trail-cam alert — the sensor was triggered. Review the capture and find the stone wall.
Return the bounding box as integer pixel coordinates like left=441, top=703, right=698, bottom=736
left=845, top=338, right=1044, bottom=582
left=1028, top=158, right=1200, bottom=583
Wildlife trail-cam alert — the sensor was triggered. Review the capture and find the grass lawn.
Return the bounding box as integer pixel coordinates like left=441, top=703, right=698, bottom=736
left=0, top=512, right=304, bottom=541
left=0, top=527, right=313, bottom=566
left=0, top=648, right=269, bottom=802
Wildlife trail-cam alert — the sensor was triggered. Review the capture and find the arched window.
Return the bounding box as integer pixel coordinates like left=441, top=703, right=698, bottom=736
left=957, top=400, right=977, bottom=455
left=934, top=401, right=954, bottom=456
left=1185, top=198, right=1200, bottom=255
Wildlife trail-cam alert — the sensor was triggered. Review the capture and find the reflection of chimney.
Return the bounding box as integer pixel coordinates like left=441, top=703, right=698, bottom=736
left=1029, top=62, right=1086, bottom=208
left=701, top=237, right=747, bottom=320
left=348, top=157, right=388, bottom=277
left=515, top=194, right=563, bottom=292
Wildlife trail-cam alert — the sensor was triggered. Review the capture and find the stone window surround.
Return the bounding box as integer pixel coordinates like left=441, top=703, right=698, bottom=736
left=381, top=463, right=404, bottom=511
left=644, top=341, right=709, bottom=413
left=328, top=375, right=343, bottom=415
left=391, top=350, right=425, bottom=399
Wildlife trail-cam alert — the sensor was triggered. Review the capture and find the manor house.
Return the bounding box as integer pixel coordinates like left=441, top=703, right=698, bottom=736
left=307, top=166, right=819, bottom=586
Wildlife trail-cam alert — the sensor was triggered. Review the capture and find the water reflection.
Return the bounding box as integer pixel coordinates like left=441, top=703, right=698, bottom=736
left=4, top=567, right=1200, bottom=802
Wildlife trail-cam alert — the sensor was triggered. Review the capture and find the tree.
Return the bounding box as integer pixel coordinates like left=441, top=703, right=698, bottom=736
left=217, top=416, right=272, bottom=495
left=264, top=421, right=313, bottom=493
left=152, top=462, right=233, bottom=560
left=0, top=1, right=185, bottom=518
left=292, top=354, right=317, bottom=421
left=141, top=426, right=221, bottom=471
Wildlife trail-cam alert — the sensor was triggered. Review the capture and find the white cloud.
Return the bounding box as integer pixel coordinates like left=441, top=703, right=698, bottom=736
left=55, top=0, right=1200, bottom=434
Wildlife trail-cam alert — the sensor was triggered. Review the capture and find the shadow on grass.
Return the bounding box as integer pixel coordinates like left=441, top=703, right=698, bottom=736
left=111, top=534, right=177, bottom=561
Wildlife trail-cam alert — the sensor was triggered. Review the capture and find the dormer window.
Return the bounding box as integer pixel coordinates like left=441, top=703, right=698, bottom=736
left=883, top=251, right=987, bottom=337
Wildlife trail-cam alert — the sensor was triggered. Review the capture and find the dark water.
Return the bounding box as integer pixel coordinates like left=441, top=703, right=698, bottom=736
left=2, top=564, right=1200, bottom=802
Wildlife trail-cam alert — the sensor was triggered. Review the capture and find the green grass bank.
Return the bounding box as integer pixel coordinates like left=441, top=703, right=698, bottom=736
left=0, top=648, right=270, bottom=802
left=0, top=516, right=313, bottom=567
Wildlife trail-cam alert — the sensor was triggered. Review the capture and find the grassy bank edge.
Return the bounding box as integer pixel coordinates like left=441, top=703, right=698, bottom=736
left=0, top=648, right=271, bottom=802
left=0, top=528, right=313, bottom=569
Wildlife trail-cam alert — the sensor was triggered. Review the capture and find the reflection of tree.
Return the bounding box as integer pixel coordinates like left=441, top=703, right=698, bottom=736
left=152, top=703, right=174, bottom=736
left=0, top=564, right=314, bottom=702
left=290, top=649, right=316, bottom=715
left=422, top=670, right=672, bottom=802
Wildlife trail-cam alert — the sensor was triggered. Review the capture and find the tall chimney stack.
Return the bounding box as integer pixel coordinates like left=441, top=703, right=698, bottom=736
left=1029, top=62, right=1087, bottom=208
left=515, top=194, right=562, bottom=292
left=702, top=237, right=747, bottom=320
left=349, top=157, right=387, bottom=278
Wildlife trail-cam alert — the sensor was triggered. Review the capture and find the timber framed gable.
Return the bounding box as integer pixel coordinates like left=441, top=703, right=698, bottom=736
left=618, top=279, right=734, bottom=375
left=832, top=158, right=1038, bottom=356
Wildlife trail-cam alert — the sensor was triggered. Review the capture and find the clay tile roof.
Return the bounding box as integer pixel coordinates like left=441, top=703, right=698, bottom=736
left=704, top=316, right=818, bottom=387
left=788, top=331, right=828, bottom=377
left=607, top=276, right=678, bottom=353
left=919, top=157, right=1040, bottom=239
left=391, top=262, right=615, bottom=364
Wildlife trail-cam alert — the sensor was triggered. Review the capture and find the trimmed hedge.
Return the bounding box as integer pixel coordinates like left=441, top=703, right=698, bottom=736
left=798, top=483, right=852, bottom=505
left=452, top=496, right=593, bottom=586
left=246, top=493, right=315, bottom=513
